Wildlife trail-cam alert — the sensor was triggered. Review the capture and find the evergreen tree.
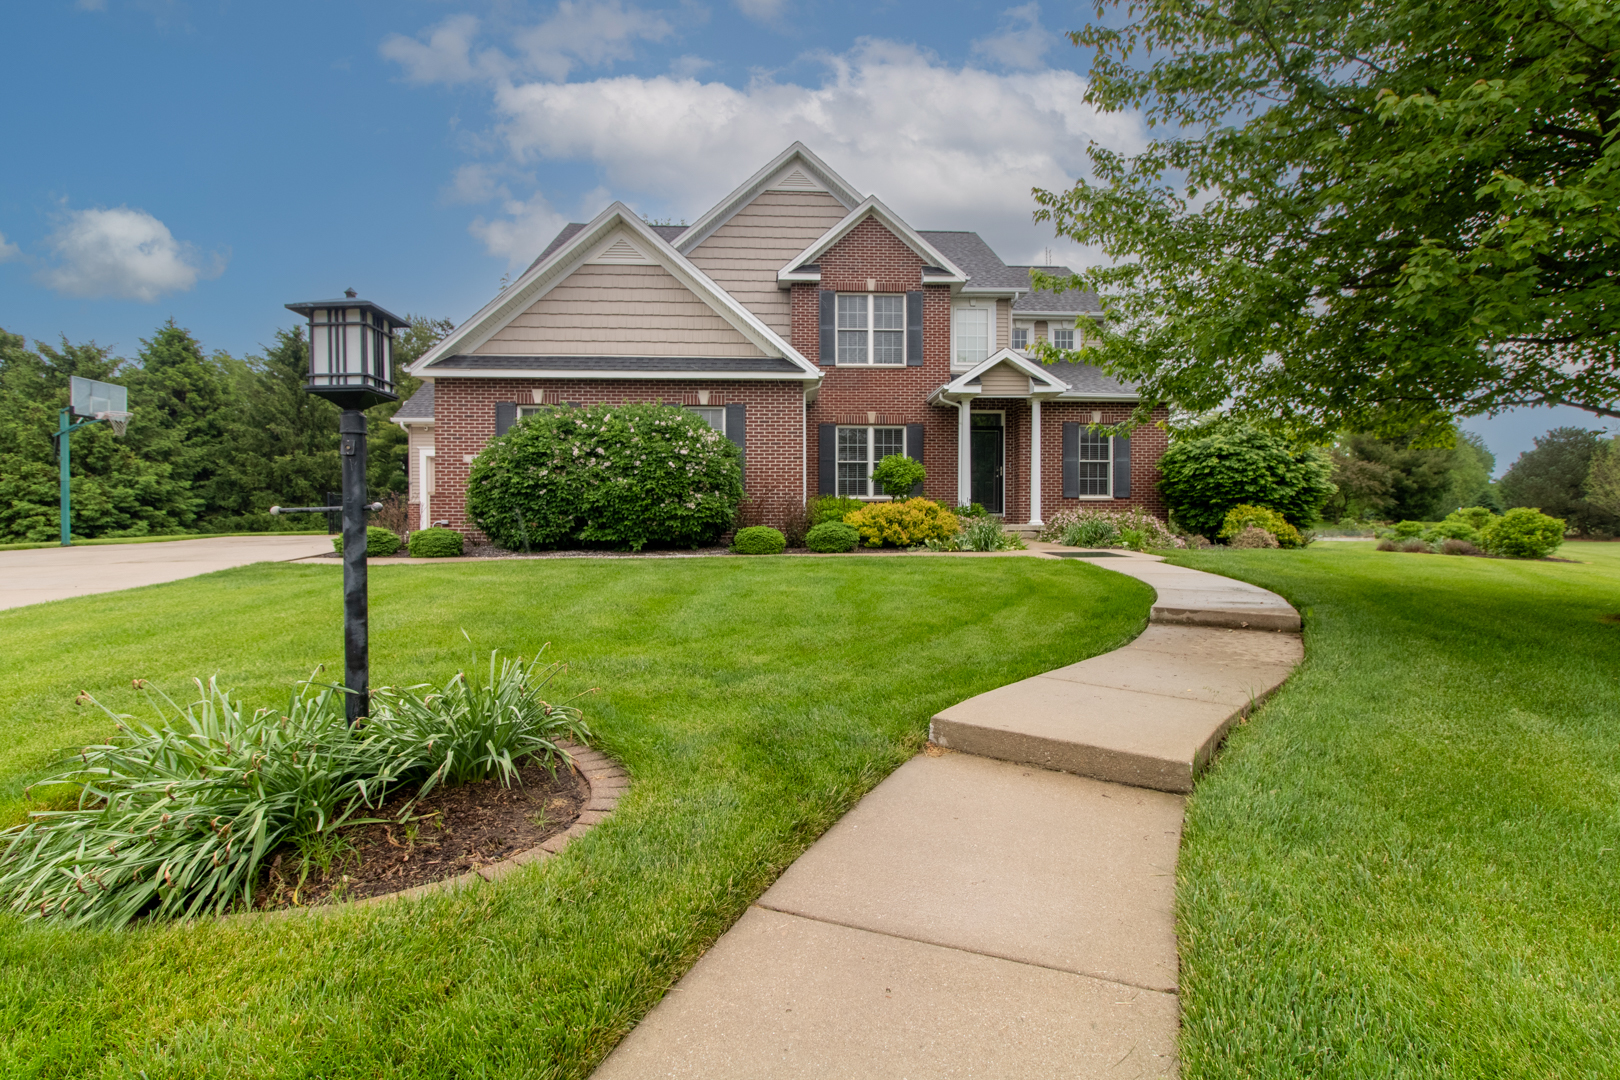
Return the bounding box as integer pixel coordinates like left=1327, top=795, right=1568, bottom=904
left=1500, top=428, right=1619, bottom=536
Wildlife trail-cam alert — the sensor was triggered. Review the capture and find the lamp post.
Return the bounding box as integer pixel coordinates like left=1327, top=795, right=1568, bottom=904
left=285, top=290, right=407, bottom=723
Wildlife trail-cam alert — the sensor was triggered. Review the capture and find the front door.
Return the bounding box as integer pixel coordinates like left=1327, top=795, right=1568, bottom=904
left=970, top=413, right=1004, bottom=514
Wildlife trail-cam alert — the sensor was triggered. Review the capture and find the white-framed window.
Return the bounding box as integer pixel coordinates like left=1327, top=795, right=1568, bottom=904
left=837, top=425, right=906, bottom=497
left=837, top=294, right=905, bottom=365
left=954, top=305, right=991, bottom=368
left=1010, top=327, right=1029, bottom=350
left=688, top=406, right=725, bottom=432
left=1050, top=327, right=1075, bottom=350
left=1076, top=428, right=1111, bottom=496
left=516, top=404, right=545, bottom=419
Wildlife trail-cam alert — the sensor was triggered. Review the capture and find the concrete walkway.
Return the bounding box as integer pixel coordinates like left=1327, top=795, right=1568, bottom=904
left=0, top=535, right=335, bottom=611
left=591, top=548, right=1302, bottom=1079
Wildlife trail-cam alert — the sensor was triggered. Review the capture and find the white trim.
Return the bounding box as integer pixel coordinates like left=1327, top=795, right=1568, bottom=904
left=936, top=348, right=1071, bottom=400
left=418, top=367, right=818, bottom=383
left=832, top=423, right=907, bottom=499
left=950, top=299, right=996, bottom=371
left=1029, top=398, right=1043, bottom=527
left=1073, top=425, right=1115, bottom=499
left=776, top=197, right=969, bottom=286
left=834, top=292, right=907, bottom=367
left=418, top=448, right=436, bottom=530
left=676, top=143, right=863, bottom=254
left=956, top=399, right=971, bottom=507
left=410, top=203, right=821, bottom=380
left=392, top=415, right=433, bottom=428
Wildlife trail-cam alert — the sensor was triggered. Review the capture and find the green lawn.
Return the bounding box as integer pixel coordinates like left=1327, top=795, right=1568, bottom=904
left=0, top=556, right=1150, bottom=1079
left=1164, top=541, right=1620, bottom=1078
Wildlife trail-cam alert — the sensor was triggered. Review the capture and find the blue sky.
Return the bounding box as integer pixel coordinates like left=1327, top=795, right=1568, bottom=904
left=0, top=0, right=1606, bottom=472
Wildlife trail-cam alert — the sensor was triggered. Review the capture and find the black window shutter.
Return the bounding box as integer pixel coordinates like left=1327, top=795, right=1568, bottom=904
left=818, top=423, right=837, bottom=495
left=1062, top=422, right=1079, bottom=498
left=1112, top=435, right=1132, bottom=498
left=725, top=404, right=747, bottom=487
left=819, top=290, right=837, bottom=366
left=906, top=291, right=924, bottom=366
left=905, top=422, right=925, bottom=496
left=495, top=401, right=518, bottom=436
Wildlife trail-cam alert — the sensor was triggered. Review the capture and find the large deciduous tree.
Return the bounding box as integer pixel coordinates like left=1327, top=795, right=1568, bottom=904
left=1034, top=0, right=1620, bottom=436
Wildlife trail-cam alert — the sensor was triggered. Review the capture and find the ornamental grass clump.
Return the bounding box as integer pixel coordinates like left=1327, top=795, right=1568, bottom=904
left=466, top=403, right=742, bottom=551
left=844, top=498, right=960, bottom=548
left=0, top=647, right=588, bottom=928
left=1037, top=507, right=1183, bottom=550
left=925, top=516, right=1026, bottom=551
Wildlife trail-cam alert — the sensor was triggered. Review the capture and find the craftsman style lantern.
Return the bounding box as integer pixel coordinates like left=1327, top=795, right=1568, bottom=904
left=286, top=288, right=408, bottom=409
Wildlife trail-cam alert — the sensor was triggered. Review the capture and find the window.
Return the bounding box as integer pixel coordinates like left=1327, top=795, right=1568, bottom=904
left=954, top=306, right=990, bottom=367
left=689, top=406, right=725, bottom=432
left=1050, top=327, right=1075, bottom=350
left=1076, top=428, right=1111, bottom=496
left=837, top=425, right=905, bottom=496
left=516, top=404, right=544, bottom=419
left=1010, top=327, right=1029, bottom=350
left=837, top=294, right=905, bottom=365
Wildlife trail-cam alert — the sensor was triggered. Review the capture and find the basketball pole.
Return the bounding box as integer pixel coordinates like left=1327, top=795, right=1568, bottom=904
left=339, top=409, right=370, bottom=725
left=56, top=408, right=105, bottom=547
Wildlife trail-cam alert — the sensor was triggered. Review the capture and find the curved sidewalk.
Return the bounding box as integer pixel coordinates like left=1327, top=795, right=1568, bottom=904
left=592, top=549, right=1302, bottom=1080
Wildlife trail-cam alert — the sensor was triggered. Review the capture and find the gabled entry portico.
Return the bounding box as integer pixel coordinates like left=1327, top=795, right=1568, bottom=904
left=930, top=350, right=1069, bottom=525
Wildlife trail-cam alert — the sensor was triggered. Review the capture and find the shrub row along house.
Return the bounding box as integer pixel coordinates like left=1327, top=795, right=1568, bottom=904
left=395, top=144, right=1169, bottom=538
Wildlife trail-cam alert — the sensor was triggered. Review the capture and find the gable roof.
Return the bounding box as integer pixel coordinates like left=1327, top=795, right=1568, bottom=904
left=1011, top=265, right=1103, bottom=315
left=932, top=349, right=1071, bottom=401
left=528, top=222, right=687, bottom=275
left=776, top=197, right=970, bottom=285
left=675, top=142, right=863, bottom=255
left=916, top=232, right=1029, bottom=293
left=409, top=203, right=820, bottom=380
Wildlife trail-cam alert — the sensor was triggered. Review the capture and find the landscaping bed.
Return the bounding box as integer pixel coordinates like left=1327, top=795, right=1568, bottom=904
left=257, top=758, right=587, bottom=910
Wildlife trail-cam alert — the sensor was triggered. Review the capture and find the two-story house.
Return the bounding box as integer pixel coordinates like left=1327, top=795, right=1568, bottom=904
left=395, top=143, right=1168, bottom=539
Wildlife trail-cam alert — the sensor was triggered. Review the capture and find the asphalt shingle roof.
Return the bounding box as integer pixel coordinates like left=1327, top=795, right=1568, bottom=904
left=915, top=231, right=1029, bottom=290
left=1010, top=265, right=1102, bottom=314
left=1045, top=359, right=1138, bottom=397
left=394, top=382, right=434, bottom=419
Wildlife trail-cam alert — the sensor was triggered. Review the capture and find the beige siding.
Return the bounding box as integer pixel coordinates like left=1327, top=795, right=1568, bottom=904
left=475, top=264, right=763, bottom=357
left=687, top=190, right=850, bottom=336
left=996, top=299, right=1011, bottom=350
left=979, top=362, right=1030, bottom=396
left=406, top=424, right=436, bottom=520
left=1034, top=320, right=1049, bottom=342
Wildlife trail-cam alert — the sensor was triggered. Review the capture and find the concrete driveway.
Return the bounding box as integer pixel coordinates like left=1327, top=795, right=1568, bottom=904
left=0, top=535, right=335, bottom=612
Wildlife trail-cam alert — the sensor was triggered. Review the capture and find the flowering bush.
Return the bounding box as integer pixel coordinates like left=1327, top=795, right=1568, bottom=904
left=845, top=499, right=960, bottom=547
left=1218, top=504, right=1305, bottom=548
left=467, top=404, right=742, bottom=551
left=1037, top=507, right=1183, bottom=550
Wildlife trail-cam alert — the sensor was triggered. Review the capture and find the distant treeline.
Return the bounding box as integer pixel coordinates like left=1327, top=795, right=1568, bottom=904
left=0, top=317, right=449, bottom=543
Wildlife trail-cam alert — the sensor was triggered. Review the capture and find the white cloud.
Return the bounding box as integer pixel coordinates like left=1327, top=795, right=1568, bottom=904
left=445, top=163, right=510, bottom=204
left=0, top=231, right=19, bottom=263
left=477, top=39, right=1140, bottom=268
left=734, top=0, right=785, bottom=22
left=469, top=193, right=569, bottom=270
left=972, top=3, right=1058, bottom=70
left=382, top=3, right=673, bottom=86
left=39, top=206, right=218, bottom=302
left=380, top=14, right=494, bottom=85
left=669, top=54, right=714, bottom=78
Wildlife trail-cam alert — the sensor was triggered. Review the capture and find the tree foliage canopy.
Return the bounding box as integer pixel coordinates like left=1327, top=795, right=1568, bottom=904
left=1157, top=429, right=1335, bottom=535
left=1034, top=0, right=1620, bottom=435
left=1499, top=426, right=1619, bottom=535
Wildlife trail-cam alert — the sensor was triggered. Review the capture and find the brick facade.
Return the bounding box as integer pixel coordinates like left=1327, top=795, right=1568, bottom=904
left=429, top=378, right=805, bottom=539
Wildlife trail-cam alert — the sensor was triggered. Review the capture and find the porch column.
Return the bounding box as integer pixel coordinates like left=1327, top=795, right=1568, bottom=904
left=957, top=399, right=972, bottom=507
left=1029, top=398, right=1043, bottom=526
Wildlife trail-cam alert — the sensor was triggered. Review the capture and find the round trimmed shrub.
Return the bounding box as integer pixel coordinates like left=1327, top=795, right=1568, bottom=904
left=805, top=520, right=859, bottom=553
left=1217, top=504, right=1304, bottom=548
left=332, top=526, right=402, bottom=557
left=466, top=403, right=743, bottom=551
left=844, top=499, right=960, bottom=547
left=1158, top=430, right=1334, bottom=537
left=1480, top=507, right=1566, bottom=559
left=407, top=527, right=464, bottom=558
left=732, top=526, right=786, bottom=554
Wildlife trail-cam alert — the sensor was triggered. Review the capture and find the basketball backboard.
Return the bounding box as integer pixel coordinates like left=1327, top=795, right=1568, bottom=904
left=70, top=376, right=128, bottom=420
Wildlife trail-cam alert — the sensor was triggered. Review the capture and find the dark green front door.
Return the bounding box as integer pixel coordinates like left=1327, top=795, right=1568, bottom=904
left=970, top=414, right=1003, bottom=514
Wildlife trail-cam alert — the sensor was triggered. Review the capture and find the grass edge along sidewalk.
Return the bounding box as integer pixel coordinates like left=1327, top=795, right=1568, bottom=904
left=1163, top=542, right=1620, bottom=1080
left=0, top=555, right=1150, bottom=1079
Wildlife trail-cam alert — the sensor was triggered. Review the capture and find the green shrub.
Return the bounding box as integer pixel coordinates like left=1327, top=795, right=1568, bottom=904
left=1038, top=507, right=1182, bottom=549
left=926, top=516, right=1026, bottom=552
left=0, top=648, right=587, bottom=927
left=957, top=502, right=991, bottom=518
left=845, top=499, right=960, bottom=547
left=407, top=527, right=463, bottom=558
left=332, top=526, right=402, bottom=557
left=807, top=495, right=865, bottom=527
left=1158, top=429, right=1334, bottom=536
left=732, top=526, right=786, bottom=554
left=1386, top=520, right=1429, bottom=539
left=805, top=521, right=859, bottom=553
left=1480, top=507, right=1566, bottom=559
left=871, top=454, right=926, bottom=500
left=1228, top=525, right=1280, bottom=549
left=1423, top=518, right=1480, bottom=544
left=1445, top=506, right=1497, bottom=532
left=1218, top=504, right=1305, bottom=548
left=466, top=403, right=742, bottom=551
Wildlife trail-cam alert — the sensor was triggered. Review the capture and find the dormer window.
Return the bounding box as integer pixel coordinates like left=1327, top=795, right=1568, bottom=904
left=837, top=294, right=905, bottom=365
left=1051, top=327, right=1075, bottom=350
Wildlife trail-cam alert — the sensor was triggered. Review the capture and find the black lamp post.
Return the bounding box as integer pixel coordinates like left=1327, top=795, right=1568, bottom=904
left=285, top=290, right=408, bottom=723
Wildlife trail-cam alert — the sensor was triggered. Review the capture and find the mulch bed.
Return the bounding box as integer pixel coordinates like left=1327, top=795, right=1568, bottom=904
left=256, top=759, right=588, bottom=910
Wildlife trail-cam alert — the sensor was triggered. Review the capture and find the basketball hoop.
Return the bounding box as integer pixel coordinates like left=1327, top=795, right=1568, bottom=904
left=98, top=411, right=132, bottom=437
